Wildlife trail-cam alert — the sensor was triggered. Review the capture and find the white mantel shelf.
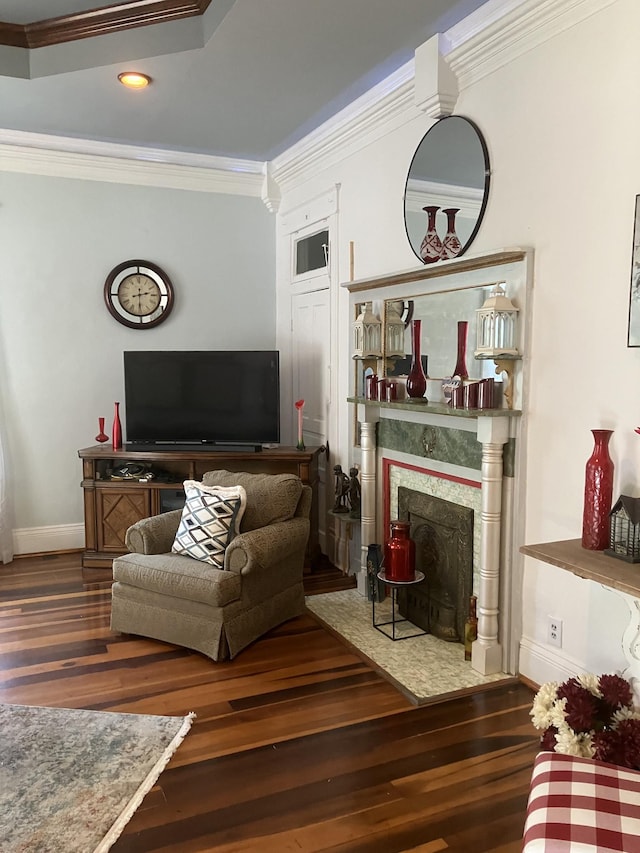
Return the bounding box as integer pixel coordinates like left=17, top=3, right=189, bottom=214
left=348, top=396, right=522, bottom=419
left=342, top=248, right=528, bottom=293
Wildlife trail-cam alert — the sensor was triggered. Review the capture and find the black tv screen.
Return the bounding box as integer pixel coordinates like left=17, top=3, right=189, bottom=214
left=124, top=350, right=280, bottom=449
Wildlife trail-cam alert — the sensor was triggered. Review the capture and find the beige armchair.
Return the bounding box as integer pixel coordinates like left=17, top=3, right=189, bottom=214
left=110, top=470, right=311, bottom=661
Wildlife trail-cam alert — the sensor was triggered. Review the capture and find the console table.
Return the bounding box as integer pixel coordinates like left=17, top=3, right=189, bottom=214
left=78, top=444, right=323, bottom=569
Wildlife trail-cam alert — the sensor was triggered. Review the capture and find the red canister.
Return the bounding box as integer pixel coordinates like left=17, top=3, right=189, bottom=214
left=384, top=521, right=415, bottom=581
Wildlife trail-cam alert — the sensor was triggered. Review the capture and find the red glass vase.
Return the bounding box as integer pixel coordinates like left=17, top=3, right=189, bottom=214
left=582, top=429, right=614, bottom=550
left=419, top=206, right=443, bottom=264
left=112, top=402, right=122, bottom=451
left=95, top=417, right=108, bottom=443
left=406, top=319, right=427, bottom=399
left=384, top=521, right=415, bottom=582
left=453, top=320, right=469, bottom=379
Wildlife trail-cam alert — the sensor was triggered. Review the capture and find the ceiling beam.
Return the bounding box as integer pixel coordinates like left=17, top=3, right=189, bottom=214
left=0, top=0, right=212, bottom=49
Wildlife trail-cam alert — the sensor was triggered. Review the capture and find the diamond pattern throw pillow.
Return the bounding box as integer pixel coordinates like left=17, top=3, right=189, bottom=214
left=171, top=480, right=247, bottom=568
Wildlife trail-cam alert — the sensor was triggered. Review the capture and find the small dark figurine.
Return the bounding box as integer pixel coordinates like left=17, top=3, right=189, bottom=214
left=348, top=467, right=361, bottom=518
left=333, top=464, right=350, bottom=513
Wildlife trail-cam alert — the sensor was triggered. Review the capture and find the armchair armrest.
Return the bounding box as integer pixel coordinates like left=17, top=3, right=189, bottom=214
left=125, top=509, right=182, bottom=555
left=225, top=517, right=310, bottom=574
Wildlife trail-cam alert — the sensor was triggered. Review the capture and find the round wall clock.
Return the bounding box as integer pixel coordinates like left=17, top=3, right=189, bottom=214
left=104, top=259, right=174, bottom=329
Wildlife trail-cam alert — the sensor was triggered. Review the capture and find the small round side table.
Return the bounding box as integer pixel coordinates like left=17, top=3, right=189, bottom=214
left=372, top=570, right=426, bottom=640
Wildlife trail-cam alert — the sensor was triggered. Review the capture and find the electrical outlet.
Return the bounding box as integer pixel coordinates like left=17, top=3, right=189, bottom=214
left=548, top=616, right=563, bottom=648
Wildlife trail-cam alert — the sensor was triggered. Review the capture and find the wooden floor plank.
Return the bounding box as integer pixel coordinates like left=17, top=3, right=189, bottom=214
left=0, top=552, right=538, bottom=852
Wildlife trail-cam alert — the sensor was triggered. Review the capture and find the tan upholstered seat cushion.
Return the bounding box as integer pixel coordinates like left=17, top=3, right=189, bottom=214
left=113, top=551, right=242, bottom=607
left=202, top=470, right=302, bottom=531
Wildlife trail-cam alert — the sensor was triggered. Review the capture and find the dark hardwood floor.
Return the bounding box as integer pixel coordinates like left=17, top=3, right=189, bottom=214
left=0, top=552, right=538, bottom=852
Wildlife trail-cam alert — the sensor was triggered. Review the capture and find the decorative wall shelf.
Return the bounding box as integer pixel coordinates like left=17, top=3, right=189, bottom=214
left=520, top=539, right=640, bottom=599
left=521, top=539, right=640, bottom=695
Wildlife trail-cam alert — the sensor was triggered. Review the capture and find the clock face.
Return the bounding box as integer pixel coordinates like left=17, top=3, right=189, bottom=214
left=104, top=260, right=174, bottom=329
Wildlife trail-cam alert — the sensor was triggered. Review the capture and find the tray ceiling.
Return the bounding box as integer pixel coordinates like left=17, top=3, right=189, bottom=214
left=0, top=0, right=491, bottom=161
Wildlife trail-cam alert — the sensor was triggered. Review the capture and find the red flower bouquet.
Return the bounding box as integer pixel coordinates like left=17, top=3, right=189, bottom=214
left=531, top=673, right=640, bottom=769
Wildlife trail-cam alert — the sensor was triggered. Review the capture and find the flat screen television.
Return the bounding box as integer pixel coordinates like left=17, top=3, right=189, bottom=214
left=123, top=350, right=280, bottom=451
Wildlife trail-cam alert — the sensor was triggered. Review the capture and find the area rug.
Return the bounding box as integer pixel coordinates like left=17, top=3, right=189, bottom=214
left=306, top=588, right=512, bottom=704
left=0, top=703, right=195, bottom=853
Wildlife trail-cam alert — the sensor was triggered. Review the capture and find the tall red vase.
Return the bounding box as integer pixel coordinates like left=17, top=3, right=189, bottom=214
left=112, top=402, right=123, bottom=451
left=406, top=319, right=427, bottom=399
left=453, top=320, right=469, bottom=379
left=95, top=417, right=108, bottom=443
left=384, top=521, right=416, bottom=581
left=582, top=429, right=614, bottom=550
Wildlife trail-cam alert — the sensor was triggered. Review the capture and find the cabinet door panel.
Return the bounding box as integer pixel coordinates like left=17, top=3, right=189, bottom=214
left=96, top=489, right=151, bottom=551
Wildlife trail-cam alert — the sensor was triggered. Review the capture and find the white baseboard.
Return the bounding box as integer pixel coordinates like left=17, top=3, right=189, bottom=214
left=518, top=636, right=583, bottom=687
left=13, top=523, right=85, bottom=556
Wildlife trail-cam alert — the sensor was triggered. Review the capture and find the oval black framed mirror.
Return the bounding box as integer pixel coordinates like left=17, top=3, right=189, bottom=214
left=404, top=116, right=490, bottom=265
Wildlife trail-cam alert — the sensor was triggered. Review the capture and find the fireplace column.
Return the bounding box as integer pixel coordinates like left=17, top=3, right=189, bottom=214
left=472, top=416, right=510, bottom=675
left=356, top=404, right=379, bottom=594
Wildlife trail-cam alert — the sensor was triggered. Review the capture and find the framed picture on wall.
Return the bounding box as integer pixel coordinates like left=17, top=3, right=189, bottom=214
left=627, top=194, right=640, bottom=346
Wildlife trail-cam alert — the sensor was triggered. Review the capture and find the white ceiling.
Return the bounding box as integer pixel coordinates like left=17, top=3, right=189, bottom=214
left=0, top=0, right=490, bottom=161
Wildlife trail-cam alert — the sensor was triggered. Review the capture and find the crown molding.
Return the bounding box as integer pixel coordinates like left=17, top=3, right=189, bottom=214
left=405, top=180, right=483, bottom=217
left=271, top=61, right=416, bottom=192
left=414, top=34, right=458, bottom=119
left=446, top=0, right=618, bottom=90
left=271, top=0, right=616, bottom=194
left=0, top=0, right=616, bottom=200
left=261, top=162, right=281, bottom=213
left=0, top=0, right=212, bottom=49
left=0, top=129, right=263, bottom=195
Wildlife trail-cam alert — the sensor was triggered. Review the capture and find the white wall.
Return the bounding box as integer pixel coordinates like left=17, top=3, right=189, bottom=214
left=0, top=171, right=275, bottom=543
left=274, top=0, right=640, bottom=685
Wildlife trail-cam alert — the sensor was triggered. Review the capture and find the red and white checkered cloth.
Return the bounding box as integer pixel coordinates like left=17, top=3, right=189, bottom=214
left=522, top=751, right=640, bottom=852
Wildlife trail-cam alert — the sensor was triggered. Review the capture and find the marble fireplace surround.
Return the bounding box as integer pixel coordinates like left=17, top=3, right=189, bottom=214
left=344, top=248, right=533, bottom=677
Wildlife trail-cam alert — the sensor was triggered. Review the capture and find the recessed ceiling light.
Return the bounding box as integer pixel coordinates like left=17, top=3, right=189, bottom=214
left=118, top=72, right=151, bottom=90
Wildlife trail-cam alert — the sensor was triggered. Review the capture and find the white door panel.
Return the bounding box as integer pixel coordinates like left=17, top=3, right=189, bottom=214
left=292, top=291, right=329, bottom=439
left=292, top=290, right=330, bottom=554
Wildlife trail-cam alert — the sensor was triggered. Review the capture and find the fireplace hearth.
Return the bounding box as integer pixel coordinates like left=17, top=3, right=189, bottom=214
left=396, top=486, right=474, bottom=642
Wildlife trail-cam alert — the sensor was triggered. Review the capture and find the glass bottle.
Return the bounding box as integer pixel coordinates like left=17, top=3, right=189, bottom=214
left=419, top=206, right=443, bottom=264
left=464, top=595, right=478, bottom=661
left=582, top=429, right=614, bottom=550
left=406, top=319, right=427, bottom=399
left=384, top=520, right=415, bottom=582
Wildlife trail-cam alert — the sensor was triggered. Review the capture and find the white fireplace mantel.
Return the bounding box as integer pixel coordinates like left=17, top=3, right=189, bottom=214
left=343, top=247, right=534, bottom=677
left=353, top=398, right=520, bottom=675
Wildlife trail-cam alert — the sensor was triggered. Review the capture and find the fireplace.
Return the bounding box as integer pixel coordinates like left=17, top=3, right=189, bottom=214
left=396, top=486, right=474, bottom=643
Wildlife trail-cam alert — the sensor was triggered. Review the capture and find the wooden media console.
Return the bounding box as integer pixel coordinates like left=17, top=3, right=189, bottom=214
left=78, top=444, right=323, bottom=569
